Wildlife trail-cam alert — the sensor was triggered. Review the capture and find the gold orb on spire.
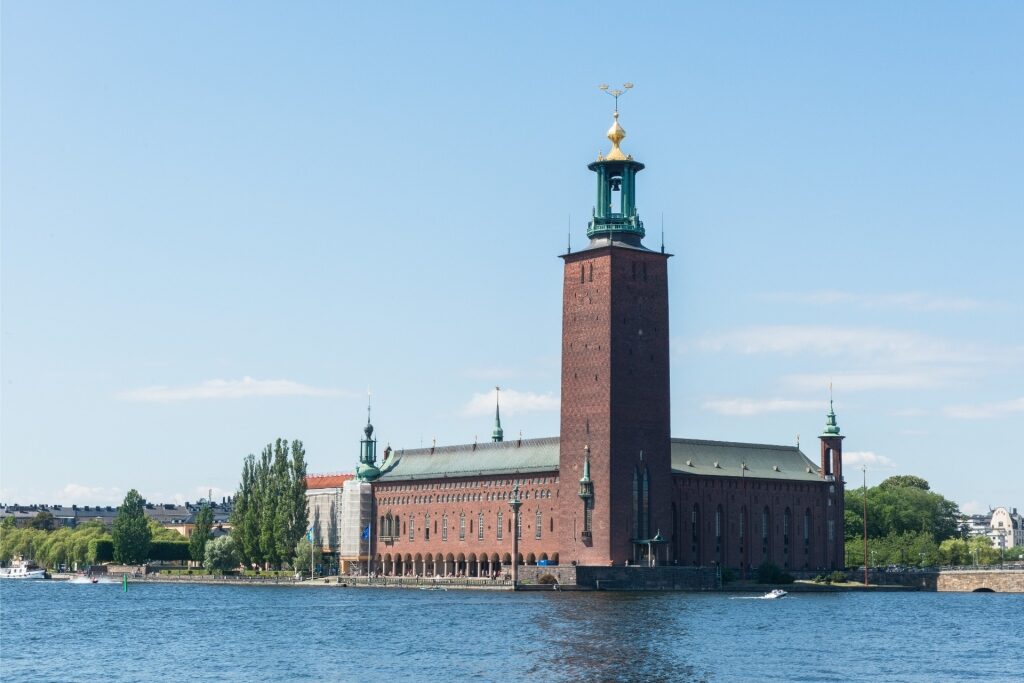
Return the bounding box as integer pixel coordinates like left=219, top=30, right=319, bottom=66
left=598, top=82, right=634, bottom=161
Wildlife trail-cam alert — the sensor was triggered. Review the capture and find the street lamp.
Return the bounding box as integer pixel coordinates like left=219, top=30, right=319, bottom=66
left=509, top=484, right=522, bottom=590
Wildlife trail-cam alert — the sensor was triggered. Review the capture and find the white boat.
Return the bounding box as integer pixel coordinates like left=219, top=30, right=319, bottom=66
left=763, top=589, right=787, bottom=599
left=0, top=559, right=48, bottom=580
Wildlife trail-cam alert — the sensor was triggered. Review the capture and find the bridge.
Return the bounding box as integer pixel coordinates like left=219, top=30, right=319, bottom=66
left=936, top=569, right=1024, bottom=593
left=859, top=567, right=1024, bottom=592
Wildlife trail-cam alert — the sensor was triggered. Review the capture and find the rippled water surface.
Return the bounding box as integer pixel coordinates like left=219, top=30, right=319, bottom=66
left=2, top=581, right=1021, bottom=682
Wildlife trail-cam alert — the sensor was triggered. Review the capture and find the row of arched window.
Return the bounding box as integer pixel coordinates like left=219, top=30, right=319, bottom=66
left=380, top=509, right=546, bottom=542
left=691, top=504, right=812, bottom=545
left=381, top=489, right=554, bottom=506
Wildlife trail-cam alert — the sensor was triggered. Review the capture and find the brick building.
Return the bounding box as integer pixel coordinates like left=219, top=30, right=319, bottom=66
left=317, top=106, right=845, bottom=579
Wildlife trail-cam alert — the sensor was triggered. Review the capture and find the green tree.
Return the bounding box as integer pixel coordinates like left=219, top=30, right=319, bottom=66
left=189, top=504, right=214, bottom=563
left=30, top=510, right=56, bottom=531
left=272, top=439, right=294, bottom=565
left=289, top=440, right=309, bottom=552
left=112, top=489, right=151, bottom=565
left=878, top=475, right=930, bottom=491
left=229, top=437, right=308, bottom=570
left=203, top=536, right=238, bottom=571
left=292, top=537, right=321, bottom=576
left=844, top=477, right=962, bottom=542
left=257, top=445, right=277, bottom=568
left=1, top=516, right=16, bottom=532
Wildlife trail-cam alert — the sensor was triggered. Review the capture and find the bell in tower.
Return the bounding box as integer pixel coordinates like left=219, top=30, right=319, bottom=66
left=588, top=83, right=646, bottom=247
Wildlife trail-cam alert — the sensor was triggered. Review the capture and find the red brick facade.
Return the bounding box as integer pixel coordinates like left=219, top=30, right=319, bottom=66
left=558, top=246, right=672, bottom=566
left=371, top=472, right=562, bottom=576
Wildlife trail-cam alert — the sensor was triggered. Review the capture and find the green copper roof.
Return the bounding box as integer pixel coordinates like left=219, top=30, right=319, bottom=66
left=376, top=436, right=822, bottom=482
left=670, top=439, right=822, bottom=481
left=822, top=400, right=842, bottom=438
left=377, top=437, right=560, bottom=481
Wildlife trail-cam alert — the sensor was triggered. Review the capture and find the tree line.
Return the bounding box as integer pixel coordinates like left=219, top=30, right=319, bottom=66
left=0, top=488, right=214, bottom=569
left=229, top=438, right=308, bottom=570
left=844, top=474, right=1024, bottom=567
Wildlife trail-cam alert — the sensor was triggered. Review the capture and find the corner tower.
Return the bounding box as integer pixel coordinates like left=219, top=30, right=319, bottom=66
left=559, top=89, right=672, bottom=566
left=819, top=397, right=845, bottom=569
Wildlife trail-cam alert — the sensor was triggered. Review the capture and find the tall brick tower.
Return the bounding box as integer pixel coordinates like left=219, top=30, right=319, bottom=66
left=559, top=92, right=672, bottom=566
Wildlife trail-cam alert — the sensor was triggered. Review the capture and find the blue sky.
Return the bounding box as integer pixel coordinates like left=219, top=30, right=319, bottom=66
left=2, top=2, right=1021, bottom=513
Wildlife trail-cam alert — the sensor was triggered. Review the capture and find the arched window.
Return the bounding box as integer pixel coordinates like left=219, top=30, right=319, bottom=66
left=442, top=514, right=449, bottom=542
left=691, top=504, right=700, bottom=543
left=497, top=511, right=504, bottom=540
left=783, top=508, right=791, bottom=546
left=715, top=506, right=722, bottom=541
left=641, top=468, right=650, bottom=539
left=739, top=506, right=746, bottom=540
left=425, top=513, right=431, bottom=541
left=478, top=512, right=485, bottom=541
left=459, top=512, right=466, bottom=541
left=804, top=508, right=811, bottom=544
left=380, top=515, right=386, bottom=539
left=409, top=513, right=415, bottom=542
left=535, top=510, right=542, bottom=539
left=762, top=508, right=769, bottom=542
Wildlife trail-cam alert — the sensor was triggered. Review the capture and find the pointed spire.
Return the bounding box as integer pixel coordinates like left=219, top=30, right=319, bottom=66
left=822, top=385, right=842, bottom=438
left=491, top=386, right=504, bottom=442
left=364, top=389, right=374, bottom=439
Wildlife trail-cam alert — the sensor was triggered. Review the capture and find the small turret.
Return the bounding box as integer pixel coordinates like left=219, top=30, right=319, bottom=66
left=356, top=393, right=381, bottom=482
left=819, top=392, right=844, bottom=482
left=822, top=399, right=841, bottom=437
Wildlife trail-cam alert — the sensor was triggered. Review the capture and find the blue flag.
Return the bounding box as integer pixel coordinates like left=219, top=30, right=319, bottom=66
left=360, top=525, right=370, bottom=540
left=306, top=526, right=314, bottom=542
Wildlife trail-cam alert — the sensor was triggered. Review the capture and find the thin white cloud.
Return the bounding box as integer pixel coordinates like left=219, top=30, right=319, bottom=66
left=461, top=388, right=558, bottom=417
left=56, top=484, right=124, bottom=506
left=943, top=397, right=1024, bottom=420
left=764, top=290, right=988, bottom=312
left=119, top=376, right=346, bottom=402
left=959, top=501, right=988, bottom=516
left=784, top=371, right=952, bottom=393
left=695, top=326, right=985, bottom=365
left=701, top=398, right=820, bottom=416
left=843, top=451, right=897, bottom=469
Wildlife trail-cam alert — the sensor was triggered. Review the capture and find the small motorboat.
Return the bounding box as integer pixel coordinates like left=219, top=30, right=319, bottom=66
left=763, top=589, right=788, bottom=599
left=419, top=586, right=448, bottom=591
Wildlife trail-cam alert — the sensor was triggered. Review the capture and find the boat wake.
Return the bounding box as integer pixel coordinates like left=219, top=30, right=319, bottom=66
left=68, top=576, right=119, bottom=585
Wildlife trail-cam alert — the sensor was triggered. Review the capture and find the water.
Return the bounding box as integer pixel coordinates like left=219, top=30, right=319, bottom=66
left=2, top=581, right=1021, bottom=682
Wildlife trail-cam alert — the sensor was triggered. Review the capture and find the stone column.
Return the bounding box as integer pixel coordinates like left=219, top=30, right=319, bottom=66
left=509, top=485, right=522, bottom=589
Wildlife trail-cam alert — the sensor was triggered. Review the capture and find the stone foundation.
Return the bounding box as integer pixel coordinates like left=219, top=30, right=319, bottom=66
left=518, top=565, right=717, bottom=591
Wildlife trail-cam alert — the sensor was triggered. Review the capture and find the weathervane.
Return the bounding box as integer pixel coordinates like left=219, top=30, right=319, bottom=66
left=599, top=82, right=634, bottom=112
